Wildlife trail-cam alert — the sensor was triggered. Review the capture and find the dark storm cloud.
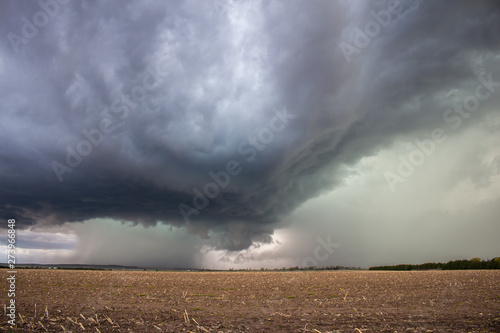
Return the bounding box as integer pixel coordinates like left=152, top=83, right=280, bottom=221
left=1, top=0, right=499, bottom=251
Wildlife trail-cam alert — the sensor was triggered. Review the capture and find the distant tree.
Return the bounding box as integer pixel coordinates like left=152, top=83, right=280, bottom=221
left=370, top=257, right=500, bottom=271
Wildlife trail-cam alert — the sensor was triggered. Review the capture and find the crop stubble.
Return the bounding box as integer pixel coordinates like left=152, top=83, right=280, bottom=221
left=1, top=269, right=499, bottom=332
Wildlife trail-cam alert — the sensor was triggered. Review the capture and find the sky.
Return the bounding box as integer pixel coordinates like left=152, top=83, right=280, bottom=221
left=1, top=0, right=499, bottom=269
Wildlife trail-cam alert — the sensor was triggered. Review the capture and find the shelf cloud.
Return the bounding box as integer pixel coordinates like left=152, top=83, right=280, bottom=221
left=1, top=0, right=499, bottom=267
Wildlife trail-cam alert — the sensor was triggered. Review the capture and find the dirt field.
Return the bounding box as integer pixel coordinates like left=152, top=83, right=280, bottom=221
left=1, top=269, right=499, bottom=332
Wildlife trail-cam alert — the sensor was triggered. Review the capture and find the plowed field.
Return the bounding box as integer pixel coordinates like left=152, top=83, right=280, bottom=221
left=1, top=269, right=499, bottom=332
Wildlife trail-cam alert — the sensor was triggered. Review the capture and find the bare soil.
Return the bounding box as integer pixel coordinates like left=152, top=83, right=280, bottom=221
left=1, top=269, right=499, bottom=332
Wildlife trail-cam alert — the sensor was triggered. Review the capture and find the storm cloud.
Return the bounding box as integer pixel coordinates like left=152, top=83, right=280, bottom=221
left=1, top=0, right=499, bottom=267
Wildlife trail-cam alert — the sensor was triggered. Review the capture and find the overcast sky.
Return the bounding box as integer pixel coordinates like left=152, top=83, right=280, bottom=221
left=1, top=0, right=499, bottom=269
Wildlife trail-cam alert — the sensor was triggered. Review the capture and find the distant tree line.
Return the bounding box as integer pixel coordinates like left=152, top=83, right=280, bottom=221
left=268, top=265, right=361, bottom=271
left=369, top=257, right=500, bottom=271
left=215, top=266, right=361, bottom=272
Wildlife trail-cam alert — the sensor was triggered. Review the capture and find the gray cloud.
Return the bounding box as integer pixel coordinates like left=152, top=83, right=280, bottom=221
left=1, top=0, right=499, bottom=266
